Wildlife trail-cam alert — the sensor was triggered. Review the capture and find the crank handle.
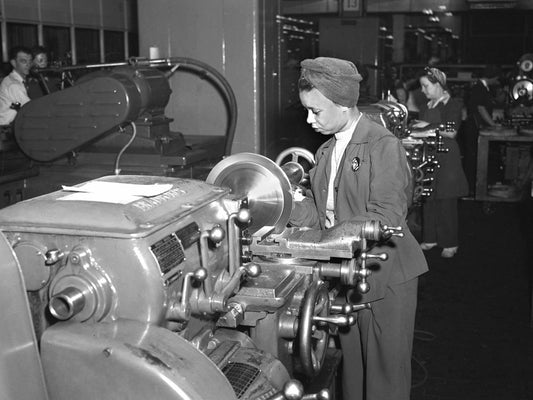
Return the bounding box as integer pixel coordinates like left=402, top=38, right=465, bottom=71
left=330, top=302, right=371, bottom=314
left=313, top=314, right=355, bottom=327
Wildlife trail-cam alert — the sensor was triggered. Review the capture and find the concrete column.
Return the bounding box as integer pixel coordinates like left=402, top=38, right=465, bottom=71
left=392, top=14, right=405, bottom=64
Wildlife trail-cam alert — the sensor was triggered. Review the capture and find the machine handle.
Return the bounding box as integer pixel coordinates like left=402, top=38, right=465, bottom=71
left=313, top=313, right=355, bottom=327
left=210, top=262, right=261, bottom=313
left=45, top=249, right=65, bottom=265
left=228, top=205, right=251, bottom=275
left=361, top=252, right=389, bottom=261
left=381, top=225, right=404, bottom=239
left=266, top=379, right=330, bottom=400
left=355, top=238, right=378, bottom=294
left=166, top=267, right=207, bottom=323
left=330, top=302, right=371, bottom=314
left=199, top=224, right=225, bottom=296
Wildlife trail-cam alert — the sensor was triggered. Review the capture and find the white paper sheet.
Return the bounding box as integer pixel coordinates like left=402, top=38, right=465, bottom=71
left=59, top=181, right=173, bottom=204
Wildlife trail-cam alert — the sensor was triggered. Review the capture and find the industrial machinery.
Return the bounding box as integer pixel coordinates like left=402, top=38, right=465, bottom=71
left=400, top=122, right=455, bottom=205
left=359, top=100, right=410, bottom=140
left=5, top=57, right=438, bottom=208
left=1, top=58, right=237, bottom=203
left=0, top=151, right=402, bottom=400
left=506, top=53, right=533, bottom=131
left=16, top=58, right=236, bottom=165
left=359, top=100, right=447, bottom=206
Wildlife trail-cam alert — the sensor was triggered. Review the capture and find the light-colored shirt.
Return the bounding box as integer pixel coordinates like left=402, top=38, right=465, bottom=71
left=427, top=91, right=451, bottom=109
left=0, top=70, right=30, bottom=125
left=325, top=113, right=362, bottom=228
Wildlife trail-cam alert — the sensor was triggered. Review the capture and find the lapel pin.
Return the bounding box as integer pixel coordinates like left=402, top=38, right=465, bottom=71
left=351, top=156, right=360, bottom=171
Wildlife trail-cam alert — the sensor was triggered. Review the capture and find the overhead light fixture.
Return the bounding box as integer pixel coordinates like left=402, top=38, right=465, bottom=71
left=445, top=12, right=453, bottom=16
left=438, top=5, right=447, bottom=10
left=429, top=16, right=440, bottom=22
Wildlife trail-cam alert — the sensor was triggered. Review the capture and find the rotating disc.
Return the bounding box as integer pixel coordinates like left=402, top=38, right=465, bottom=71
left=206, top=153, right=292, bottom=234
left=511, top=79, right=533, bottom=102
left=519, top=58, right=533, bottom=73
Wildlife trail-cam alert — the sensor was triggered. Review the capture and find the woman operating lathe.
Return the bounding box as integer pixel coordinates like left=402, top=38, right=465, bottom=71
left=414, top=67, right=468, bottom=258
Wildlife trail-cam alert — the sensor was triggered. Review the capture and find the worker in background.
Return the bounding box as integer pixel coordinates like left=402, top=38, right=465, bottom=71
left=407, top=57, right=442, bottom=118
left=464, top=65, right=503, bottom=195
left=28, top=46, right=60, bottom=99
left=289, top=57, right=428, bottom=400
left=0, top=46, right=32, bottom=126
left=415, top=67, right=468, bottom=258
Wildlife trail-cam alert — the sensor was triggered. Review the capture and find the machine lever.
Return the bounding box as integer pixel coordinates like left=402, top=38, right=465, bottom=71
left=361, top=252, right=389, bottom=262
left=199, top=224, right=225, bottom=296
left=266, top=379, right=330, bottom=400
left=210, top=262, right=261, bottom=313
left=45, top=249, right=65, bottom=265
left=167, top=267, right=207, bottom=324
left=357, top=250, right=387, bottom=294
left=228, top=205, right=251, bottom=275
left=382, top=225, right=404, bottom=239
left=313, top=314, right=355, bottom=327
left=330, top=302, right=371, bottom=314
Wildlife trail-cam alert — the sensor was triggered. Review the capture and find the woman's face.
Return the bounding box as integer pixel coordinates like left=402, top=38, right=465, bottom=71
left=420, top=76, right=442, bottom=100
left=299, top=88, right=351, bottom=136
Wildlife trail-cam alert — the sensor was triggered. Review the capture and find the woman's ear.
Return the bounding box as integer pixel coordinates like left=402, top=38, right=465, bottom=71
left=340, top=105, right=350, bottom=113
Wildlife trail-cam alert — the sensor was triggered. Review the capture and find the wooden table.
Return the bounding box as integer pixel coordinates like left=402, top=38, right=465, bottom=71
left=475, top=128, right=533, bottom=202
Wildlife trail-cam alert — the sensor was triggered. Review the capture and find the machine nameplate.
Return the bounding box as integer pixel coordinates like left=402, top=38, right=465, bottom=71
left=131, top=188, right=187, bottom=212
left=176, top=222, right=200, bottom=249
left=150, top=233, right=185, bottom=275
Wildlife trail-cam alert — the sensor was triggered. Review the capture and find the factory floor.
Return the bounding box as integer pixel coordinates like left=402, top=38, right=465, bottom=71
left=409, top=198, right=533, bottom=400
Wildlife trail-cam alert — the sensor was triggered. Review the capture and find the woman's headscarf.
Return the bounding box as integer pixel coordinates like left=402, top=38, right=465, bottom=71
left=300, top=57, right=363, bottom=107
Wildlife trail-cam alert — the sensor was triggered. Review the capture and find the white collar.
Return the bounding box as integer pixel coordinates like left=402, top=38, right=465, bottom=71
left=10, top=70, right=25, bottom=83
left=335, top=113, right=362, bottom=142
left=428, top=92, right=450, bottom=109
left=480, top=79, right=489, bottom=90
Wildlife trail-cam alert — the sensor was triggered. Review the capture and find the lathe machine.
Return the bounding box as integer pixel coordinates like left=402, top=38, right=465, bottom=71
left=0, top=151, right=402, bottom=400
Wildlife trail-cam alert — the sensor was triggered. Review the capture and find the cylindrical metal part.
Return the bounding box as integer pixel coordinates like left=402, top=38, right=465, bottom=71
left=111, top=66, right=171, bottom=115
left=49, top=287, right=86, bottom=320
left=278, top=314, right=298, bottom=339
left=316, top=262, right=342, bottom=278
left=362, top=220, right=381, bottom=241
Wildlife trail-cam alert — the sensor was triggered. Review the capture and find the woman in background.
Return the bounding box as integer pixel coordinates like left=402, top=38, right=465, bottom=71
left=27, top=46, right=59, bottom=99
left=414, top=67, right=468, bottom=258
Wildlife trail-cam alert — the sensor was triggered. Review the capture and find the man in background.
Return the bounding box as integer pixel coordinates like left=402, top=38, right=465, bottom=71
left=0, top=46, right=32, bottom=125
left=464, top=65, right=502, bottom=194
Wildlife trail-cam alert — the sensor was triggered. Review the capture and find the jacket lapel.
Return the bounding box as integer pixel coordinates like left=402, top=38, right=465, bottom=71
left=333, top=115, right=371, bottom=190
